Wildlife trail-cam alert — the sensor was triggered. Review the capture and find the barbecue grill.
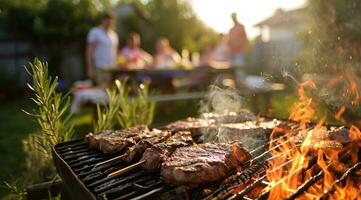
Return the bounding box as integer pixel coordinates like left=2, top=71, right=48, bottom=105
left=52, top=119, right=361, bottom=200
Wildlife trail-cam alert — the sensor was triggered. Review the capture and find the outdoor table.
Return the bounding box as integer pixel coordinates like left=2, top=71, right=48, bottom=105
left=100, top=67, right=284, bottom=114
left=103, top=66, right=236, bottom=92
left=104, top=66, right=235, bottom=79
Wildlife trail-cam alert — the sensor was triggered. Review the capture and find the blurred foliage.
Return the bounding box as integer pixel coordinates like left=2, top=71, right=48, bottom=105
left=0, top=0, right=112, bottom=77
left=144, top=0, right=217, bottom=53
left=302, top=0, right=361, bottom=73
left=300, top=0, right=361, bottom=122
left=0, top=0, right=217, bottom=78
left=0, top=0, right=111, bottom=41
left=0, top=71, right=23, bottom=100
left=115, top=0, right=218, bottom=53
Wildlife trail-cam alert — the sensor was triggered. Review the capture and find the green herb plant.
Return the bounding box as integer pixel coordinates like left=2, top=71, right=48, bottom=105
left=94, top=79, right=156, bottom=132
left=4, top=58, right=74, bottom=199
left=24, top=58, right=74, bottom=154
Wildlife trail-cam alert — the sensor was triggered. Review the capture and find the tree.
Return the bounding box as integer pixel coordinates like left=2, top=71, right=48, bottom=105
left=0, top=0, right=112, bottom=77
left=0, top=0, right=217, bottom=82
left=117, top=0, right=217, bottom=54
left=301, top=0, right=361, bottom=121
left=302, top=0, right=361, bottom=73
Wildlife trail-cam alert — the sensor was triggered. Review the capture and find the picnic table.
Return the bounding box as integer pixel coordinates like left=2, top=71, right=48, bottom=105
left=93, top=66, right=285, bottom=114
left=103, top=66, right=235, bottom=93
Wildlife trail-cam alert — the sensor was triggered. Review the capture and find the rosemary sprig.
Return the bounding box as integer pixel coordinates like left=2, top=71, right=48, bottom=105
left=23, top=58, right=74, bottom=155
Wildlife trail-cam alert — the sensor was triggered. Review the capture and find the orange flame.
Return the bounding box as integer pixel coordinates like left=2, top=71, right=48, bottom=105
left=335, top=106, right=346, bottom=124
left=265, top=80, right=361, bottom=200
left=330, top=178, right=361, bottom=200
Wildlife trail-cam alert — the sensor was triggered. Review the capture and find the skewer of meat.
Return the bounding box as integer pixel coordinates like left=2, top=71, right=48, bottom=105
left=121, top=130, right=193, bottom=163
left=87, top=126, right=174, bottom=168
left=85, top=125, right=151, bottom=154
left=108, top=141, right=252, bottom=185
left=91, top=128, right=172, bottom=167
left=160, top=142, right=251, bottom=185
left=107, top=131, right=194, bottom=177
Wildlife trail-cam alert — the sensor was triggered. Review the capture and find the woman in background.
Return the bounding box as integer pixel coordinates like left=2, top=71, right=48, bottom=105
left=213, top=34, right=230, bottom=62
left=153, top=37, right=181, bottom=68
left=119, top=32, right=153, bottom=69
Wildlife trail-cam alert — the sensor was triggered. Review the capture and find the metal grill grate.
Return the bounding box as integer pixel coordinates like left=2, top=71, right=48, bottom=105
left=52, top=122, right=361, bottom=200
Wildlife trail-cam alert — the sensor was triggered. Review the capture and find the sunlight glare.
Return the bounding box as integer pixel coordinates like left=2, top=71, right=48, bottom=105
left=192, top=0, right=306, bottom=39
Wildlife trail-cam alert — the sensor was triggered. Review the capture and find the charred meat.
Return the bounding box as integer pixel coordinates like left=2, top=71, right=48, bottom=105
left=140, top=131, right=194, bottom=172
left=85, top=125, right=156, bottom=154
left=201, top=110, right=256, bottom=123
left=203, top=119, right=281, bottom=149
left=160, top=142, right=251, bottom=185
left=162, top=117, right=216, bottom=139
left=121, top=129, right=173, bottom=162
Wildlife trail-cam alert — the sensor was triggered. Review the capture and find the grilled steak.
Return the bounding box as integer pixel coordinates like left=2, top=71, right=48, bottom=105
left=202, top=119, right=280, bottom=151
left=85, top=125, right=151, bottom=154
left=160, top=142, right=251, bottom=185
left=162, top=117, right=216, bottom=139
left=291, top=126, right=345, bottom=151
left=122, top=129, right=172, bottom=163
left=201, top=110, right=256, bottom=123
left=140, top=131, right=194, bottom=172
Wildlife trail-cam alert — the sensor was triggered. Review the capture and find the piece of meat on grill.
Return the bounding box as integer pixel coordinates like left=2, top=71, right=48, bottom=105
left=201, top=110, right=256, bottom=123
left=162, top=117, right=216, bottom=139
left=140, top=131, right=194, bottom=172
left=122, top=129, right=173, bottom=163
left=202, top=119, right=281, bottom=151
left=291, top=127, right=345, bottom=151
left=85, top=125, right=151, bottom=154
left=160, top=142, right=251, bottom=185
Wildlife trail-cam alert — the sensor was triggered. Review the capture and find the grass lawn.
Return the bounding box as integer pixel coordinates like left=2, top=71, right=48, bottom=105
left=0, top=88, right=296, bottom=199
left=0, top=100, right=37, bottom=198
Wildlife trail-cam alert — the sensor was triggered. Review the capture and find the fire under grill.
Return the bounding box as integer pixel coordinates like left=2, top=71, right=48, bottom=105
left=52, top=119, right=361, bottom=200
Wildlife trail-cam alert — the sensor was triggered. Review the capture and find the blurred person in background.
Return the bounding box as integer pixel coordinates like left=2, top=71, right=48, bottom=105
left=153, top=37, right=181, bottom=69
left=86, top=11, right=118, bottom=87
left=213, top=34, right=230, bottom=63
left=200, top=43, right=214, bottom=66
left=119, top=32, right=153, bottom=69
left=228, top=13, right=248, bottom=67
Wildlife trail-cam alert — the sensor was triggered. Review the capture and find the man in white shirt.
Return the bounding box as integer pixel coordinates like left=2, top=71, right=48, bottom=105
left=86, top=11, right=118, bottom=86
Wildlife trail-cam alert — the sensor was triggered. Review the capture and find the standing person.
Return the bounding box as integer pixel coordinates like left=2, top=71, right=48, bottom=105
left=228, top=13, right=248, bottom=67
left=86, top=11, right=118, bottom=87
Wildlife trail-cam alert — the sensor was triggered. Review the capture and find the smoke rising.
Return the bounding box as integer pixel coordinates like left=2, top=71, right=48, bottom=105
left=199, top=84, right=267, bottom=151
left=199, top=85, right=244, bottom=115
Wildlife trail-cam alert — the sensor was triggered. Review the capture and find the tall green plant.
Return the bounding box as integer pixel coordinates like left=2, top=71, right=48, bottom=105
left=94, top=86, right=121, bottom=132
left=94, top=79, right=156, bottom=132
left=24, top=58, right=74, bottom=154
left=117, top=81, right=155, bottom=128
left=3, top=58, right=75, bottom=199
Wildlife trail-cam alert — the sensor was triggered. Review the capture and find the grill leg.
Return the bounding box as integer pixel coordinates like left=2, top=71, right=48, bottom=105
left=60, top=183, right=73, bottom=200
left=26, top=180, right=63, bottom=200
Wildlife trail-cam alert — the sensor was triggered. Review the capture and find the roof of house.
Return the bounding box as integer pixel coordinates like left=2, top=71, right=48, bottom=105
left=254, top=7, right=307, bottom=27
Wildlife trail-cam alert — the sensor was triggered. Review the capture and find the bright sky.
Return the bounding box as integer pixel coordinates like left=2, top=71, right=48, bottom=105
left=192, top=0, right=306, bottom=39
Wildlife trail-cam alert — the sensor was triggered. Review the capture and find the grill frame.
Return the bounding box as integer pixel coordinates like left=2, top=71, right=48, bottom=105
left=52, top=120, right=361, bottom=200
left=52, top=139, right=97, bottom=200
